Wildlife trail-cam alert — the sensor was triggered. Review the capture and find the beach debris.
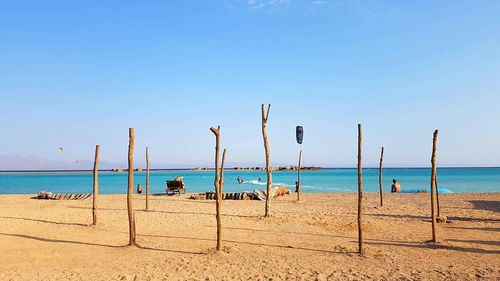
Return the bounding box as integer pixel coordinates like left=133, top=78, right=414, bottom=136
left=189, top=194, right=206, bottom=200
left=34, top=191, right=92, bottom=200
left=436, top=215, right=448, bottom=224
left=274, top=185, right=291, bottom=197
left=191, top=185, right=290, bottom=201
left=254, top=190, right=266, bottom=201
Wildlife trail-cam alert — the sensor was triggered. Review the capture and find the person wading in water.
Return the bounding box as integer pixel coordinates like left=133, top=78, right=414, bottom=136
left=391, top=179, right=401, bottom=193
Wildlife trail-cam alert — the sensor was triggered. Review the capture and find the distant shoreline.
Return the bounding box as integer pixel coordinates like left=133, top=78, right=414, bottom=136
left=1, top=166, right=499, bottom=174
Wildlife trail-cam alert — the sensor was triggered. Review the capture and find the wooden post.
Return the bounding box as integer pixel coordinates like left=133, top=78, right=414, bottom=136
left=261, top=104, right=272, bottom=217
left=379, top=147, right=384, bottom=207
left=127, top=128, right=136, bottom=246
left=297, top=150, right=302, bottom=201
left=219, top=148, right=227, bottom=250
left=145, top=146, right=150, bottom=210
left=436, top=174, right=441, bottom=218
left=430, top=129, right=438, bottom=243
left=210, top=126, right=223, bottom=251
left=357, top=124, right=364, bottom=255
left=92, top=145, right=100, bottom=225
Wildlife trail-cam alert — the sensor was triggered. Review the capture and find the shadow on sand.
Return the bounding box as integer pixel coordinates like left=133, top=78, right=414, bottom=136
left=0, top=216, right=88, bottom=227
left=364, top=240, right=500, bottom=255
left=137, top=233, right=353, bottom=254
left=467, top=200, right=500, bottom=213
left=0, top=232, right=203, bottom=255
left=368, top=213, right=500, bottom=223
left=66, top=206, right=257, bottom=218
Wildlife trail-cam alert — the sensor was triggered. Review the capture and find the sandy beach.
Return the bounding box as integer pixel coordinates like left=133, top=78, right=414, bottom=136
left=0, top=192, right=498, bottom=280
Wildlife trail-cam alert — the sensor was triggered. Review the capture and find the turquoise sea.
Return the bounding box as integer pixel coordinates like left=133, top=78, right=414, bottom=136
left=0, top=168, right=499, bottom=194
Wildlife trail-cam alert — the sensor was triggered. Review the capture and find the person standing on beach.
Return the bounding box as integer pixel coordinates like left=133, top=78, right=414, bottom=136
left=391, top=179, right=401, bottom=193
left=137, top=184, right=143, bottom=194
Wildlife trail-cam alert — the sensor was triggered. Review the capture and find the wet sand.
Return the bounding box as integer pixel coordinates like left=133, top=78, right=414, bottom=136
left=0, top=193, right=498, bottom=280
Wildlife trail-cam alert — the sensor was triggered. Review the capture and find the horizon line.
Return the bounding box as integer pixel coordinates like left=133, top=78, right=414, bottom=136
left=1, top=166, right=499, bottom=173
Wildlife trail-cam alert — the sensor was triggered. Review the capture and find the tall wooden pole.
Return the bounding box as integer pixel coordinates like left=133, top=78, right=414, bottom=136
left=92, top=145, right=100, bottom=225
left=297, top=150, right=302, bottom=201
left=145, top=146, right=150, bottom=210
left=379, top=147, right=384, bottom=207
left=357, top=124, right=364, bottom=255
left=219, top=148, right=227, bottom=251
left=210, top=126, right=223, bottom=251
left=435, top=174, right=441, bottom=218
left=261, top=104, right=272, bottom=217
left=127, top=128, right=136, bottom=246
left=430, top=129, right=439, bottom=243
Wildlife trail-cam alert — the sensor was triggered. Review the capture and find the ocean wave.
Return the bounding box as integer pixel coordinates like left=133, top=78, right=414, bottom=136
left=242, top=180, right=292, bottom=187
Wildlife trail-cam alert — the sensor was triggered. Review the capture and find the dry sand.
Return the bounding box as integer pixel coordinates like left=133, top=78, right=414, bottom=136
left=0, top=192, right=498, bottom=280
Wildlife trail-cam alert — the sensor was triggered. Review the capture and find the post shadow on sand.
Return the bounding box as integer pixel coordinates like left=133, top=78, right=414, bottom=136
left=366, top=213, right=500, bottom=223
left=69, top=206, right=257, bottom=219
left=0, top=232, right=203, bottom=255
left=364, top=240, right=500, bottom=255
left=447, top=238, right=500, bottom=247
left=135, top=232, right=353, bottom=254
left=448, top=226, right=500, bottom=232
left=467, top=200, right=500, bottom=213
left=0, top=216, right=88, bottom=227
left=202, top=224, right=350, bottom=239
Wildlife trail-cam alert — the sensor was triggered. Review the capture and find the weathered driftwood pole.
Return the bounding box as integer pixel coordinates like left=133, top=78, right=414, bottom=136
left=297, top=150, right=302, bottom=201
left=357, top=124, right=364, bottom=255
left=430, top=129, right=439, bottom=243
left=379, top=147, right=384, bottom=207
left=261, top=104, right=272, bottom=217
left=210, top=126, right=223, bottom=251
left=219, top=149, right=227, bottom=250
left=436, top=174, right=441, bottom=218
left=127, top=128, right=136, bottom=246
left=92, top=144, right=100, bottom=225
left=145, top=146, right=150, bottom=210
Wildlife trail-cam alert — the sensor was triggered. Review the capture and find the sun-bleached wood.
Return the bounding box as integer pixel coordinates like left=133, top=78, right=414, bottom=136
left=297, top=150, right=302, bottom=201
left=261, top=104, right=272, bottom=217
left=127, top=128, right=136, bottom=246
left=430, top=129, right=439, bottom=242
left=92, top=145, right=100, bottom=225
left=210, top=126, right=223, bottom=251
left=357, top=124, right=364, bottom=255
left=146, top=146, right=150, bottom=210
left=435, top=174, right=441, bottom=218
left=219, top=148, right=227, bottom=251
left=379, top=147, right=384, bottom=207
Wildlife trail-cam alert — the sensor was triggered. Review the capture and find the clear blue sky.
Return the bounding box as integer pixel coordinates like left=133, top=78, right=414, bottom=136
left=1, top=0, right=499, bottom=168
